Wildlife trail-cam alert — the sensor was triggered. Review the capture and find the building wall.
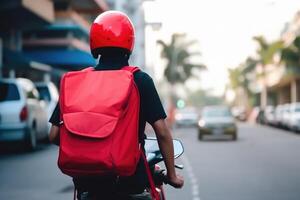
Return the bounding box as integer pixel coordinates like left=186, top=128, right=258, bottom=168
left=0, top=0, right=107, bottom=81
left=281, top=11, right=300, bottom=45
left=277, top=85, right=291, bottom=105
left=253, top=11, right=300, bottom=107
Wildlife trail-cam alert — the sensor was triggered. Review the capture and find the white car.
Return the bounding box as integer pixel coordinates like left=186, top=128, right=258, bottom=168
left=0, top=78, right=48, bottom=150
left=288, top=103, right=300, bottom=132
left=282, top=104, right=291, bottom=128
left=175, top=108, right=199, bottom=127
left=35, top=81, right=59, bottom=132
left=264, top=106, right=276, bottom=125
left=275, top=105, right=284, bottom=127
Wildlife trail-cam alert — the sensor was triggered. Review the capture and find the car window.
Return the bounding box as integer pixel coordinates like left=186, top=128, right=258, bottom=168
left=36, top=86, right=51, bottom=101
left=203, top=108, right=232, bottom=118
left=0, top=82, right=20, bottom=101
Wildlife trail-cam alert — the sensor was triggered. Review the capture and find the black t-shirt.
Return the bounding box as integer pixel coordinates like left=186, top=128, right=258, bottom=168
left=49, top=61, right=166, bottom=146
left=49, top=55, right=166, bottom=194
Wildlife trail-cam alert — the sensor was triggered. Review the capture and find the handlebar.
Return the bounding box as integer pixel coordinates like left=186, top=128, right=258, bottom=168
left=153, top=164, right=184, bottom=185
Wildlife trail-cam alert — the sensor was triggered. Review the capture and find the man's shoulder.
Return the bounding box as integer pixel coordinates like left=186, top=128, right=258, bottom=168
left=133, top=70, right=153, bottom=86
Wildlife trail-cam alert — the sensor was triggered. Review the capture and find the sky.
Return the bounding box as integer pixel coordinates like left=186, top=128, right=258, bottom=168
left=144, top=0, right=300, bottom=95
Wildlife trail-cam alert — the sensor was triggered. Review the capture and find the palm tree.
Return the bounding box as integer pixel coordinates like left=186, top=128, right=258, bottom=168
left=281, top=36, right=300, bottom=68
left=228, top=67, right=242, bottom=91
left=241, top=57, right=258, bottom=96
left=228, top=57, right=258, bottom=108
left=157, top=33, right=206, bottom=85
left=253, top=36, right=284, bottom=108
left=157, top=34, right=206, bottom=127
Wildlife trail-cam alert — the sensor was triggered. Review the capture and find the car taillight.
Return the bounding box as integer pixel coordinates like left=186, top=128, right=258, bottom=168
left=20, top=106, right=28, bottom=121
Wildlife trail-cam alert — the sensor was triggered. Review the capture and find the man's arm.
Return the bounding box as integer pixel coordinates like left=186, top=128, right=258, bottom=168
left=152, top=119, right=184, bottom=188
left=49, top=125, right=60, bottom=146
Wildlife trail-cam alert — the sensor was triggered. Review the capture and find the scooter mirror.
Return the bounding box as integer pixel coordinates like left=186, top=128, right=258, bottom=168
left=173, top=139, right=184, bottom=159
left=145, top=137, right=184, bottom=160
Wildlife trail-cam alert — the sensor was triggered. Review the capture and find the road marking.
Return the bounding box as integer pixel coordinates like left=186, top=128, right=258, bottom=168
left=181, top=155, right=202, bottom=200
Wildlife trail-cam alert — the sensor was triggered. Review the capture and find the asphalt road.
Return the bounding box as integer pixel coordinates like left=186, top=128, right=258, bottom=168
left=166, top=123, right=300, bottom=200
left=1, top=123, right=300, bottom=200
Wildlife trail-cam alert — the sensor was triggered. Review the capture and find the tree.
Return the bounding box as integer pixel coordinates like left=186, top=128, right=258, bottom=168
left=157, top=34, right=206, bottom=127
left=157, top=33, right=206, bottom=84
left=228, top=67, right=243, bottom=91
left=241, top=57, right=258, bottom=96
left=228, top=57, right=258, bottom=107
left=253, top=36, right=283, bottom=66
left=253, top=36, right=284, bottom=108
left=187, top=89, right=224, bottom=108
left=281, top=36, right=300, bottom=67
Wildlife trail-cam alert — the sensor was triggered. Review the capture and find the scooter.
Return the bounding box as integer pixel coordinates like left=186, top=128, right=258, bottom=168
left=144, top=137, right=184, bottom=200
left=75, top=137, right=184, bottom=200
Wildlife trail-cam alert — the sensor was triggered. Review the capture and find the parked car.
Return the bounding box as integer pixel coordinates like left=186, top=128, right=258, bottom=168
left=231, top=106, right=247, bottom=121
left=256, top=108, right=266, bottom=124
left=275, top=105, right=285, bottom=127
left=197, top=106, right=237, bottom=140
left=282, top=104, right=291, bottom=128
left=264, top=106, right=276, bottom=126
left=288, top=102, right=300, bottom=132
left=35, top=81, right=59, bottom=132
left=0, top=78, right=48, bottom=150
left=175, top=107, right=199, bottom=127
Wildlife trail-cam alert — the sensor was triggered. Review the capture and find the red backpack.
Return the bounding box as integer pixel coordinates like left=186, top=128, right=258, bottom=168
left=58, top=66, right=141, bottom=177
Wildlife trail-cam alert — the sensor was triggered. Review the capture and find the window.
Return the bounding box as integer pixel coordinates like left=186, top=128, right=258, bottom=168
left=36, top=86, right=51, bottom=101
left=0, top=82, right=20, bottom=101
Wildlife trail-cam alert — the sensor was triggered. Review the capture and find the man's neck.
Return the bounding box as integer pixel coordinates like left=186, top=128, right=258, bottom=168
left=96, top=55, right=129, bottom=70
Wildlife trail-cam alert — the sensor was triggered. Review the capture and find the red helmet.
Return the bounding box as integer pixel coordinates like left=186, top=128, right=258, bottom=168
left=90, top=11, right=135, bottom=58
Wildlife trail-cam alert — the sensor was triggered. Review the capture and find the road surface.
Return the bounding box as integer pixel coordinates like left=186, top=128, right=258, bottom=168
left=1, top=123, right=300, bottom=200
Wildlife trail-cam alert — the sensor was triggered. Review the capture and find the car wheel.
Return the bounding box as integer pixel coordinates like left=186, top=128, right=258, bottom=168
left=25, top=125, right=37, bottom=151
left=198, top=131, right=203, bottom=140
left=232, top=132, right=237, bottom=141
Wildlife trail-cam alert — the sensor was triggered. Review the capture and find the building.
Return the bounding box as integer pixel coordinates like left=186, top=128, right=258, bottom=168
left=0, top=0, right=108, bottom=85
left=0, top=0, right=55, bottom=78
left=251, top=11, right=300, bottom=107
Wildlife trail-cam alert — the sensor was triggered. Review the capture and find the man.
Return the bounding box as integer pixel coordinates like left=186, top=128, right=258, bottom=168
left=49, top=11, right=183, bottom=199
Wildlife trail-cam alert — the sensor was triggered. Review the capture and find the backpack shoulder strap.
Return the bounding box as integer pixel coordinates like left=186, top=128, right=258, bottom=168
left=122, top=66, right=140, bottom=73
left=81, top=67, right=94, bottom=72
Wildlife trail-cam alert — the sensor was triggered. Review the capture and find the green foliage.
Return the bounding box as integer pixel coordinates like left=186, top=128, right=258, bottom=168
left=187, top=89, right=224, bottom=107
left=228, top=56, right=257, bottom=106
left=242, top=57, right=258, bottom=74
left=281, top=36, right=300, bottom=67
left=228, top=56, right=256, bottom=92
left=228, top=67, right=242, bottom=90
left=157, top=34, right=206, bottom=84
left=253, top=36, right=284, bottom=66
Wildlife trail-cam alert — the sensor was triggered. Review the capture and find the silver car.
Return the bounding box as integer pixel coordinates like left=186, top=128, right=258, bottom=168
left=198, top=106, right=237, bottom=140
left=264, top=106, right=276, bottom=126
left=288, top=103, right=300, bottom=132
left=282, top=104, right=291, bottom=128
left=0, top=78, right=48, bottom=150
left=175, top=108, right=199, bottom=127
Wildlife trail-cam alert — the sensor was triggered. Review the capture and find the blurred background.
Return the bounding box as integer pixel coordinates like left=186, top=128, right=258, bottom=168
left=1, top=0, right=300, bottom=200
